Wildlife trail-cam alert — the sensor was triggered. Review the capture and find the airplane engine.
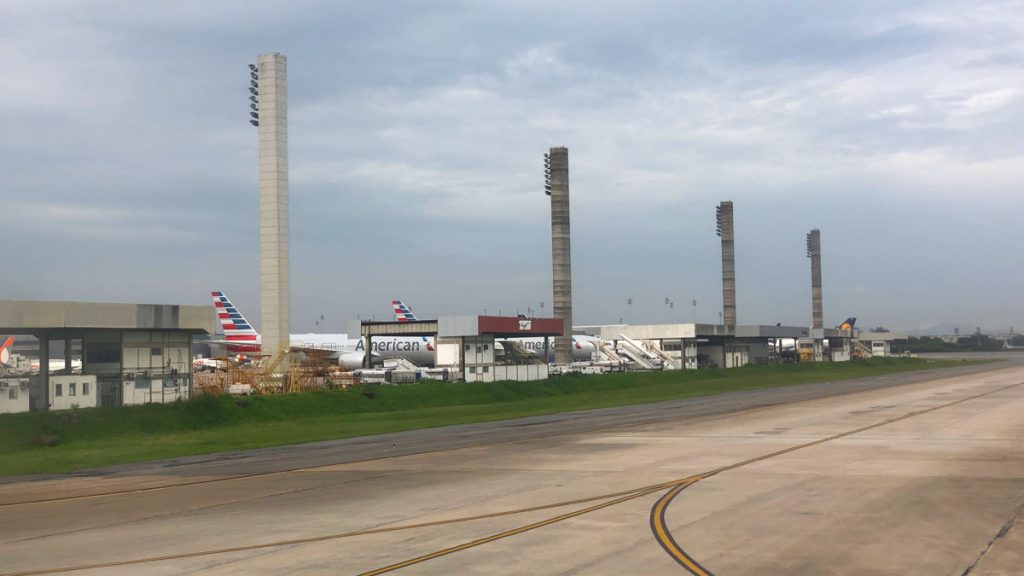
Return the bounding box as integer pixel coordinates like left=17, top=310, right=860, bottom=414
left=339, top=351, right=367, bottom=371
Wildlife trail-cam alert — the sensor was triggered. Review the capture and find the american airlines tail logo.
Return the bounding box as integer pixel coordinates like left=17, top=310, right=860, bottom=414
left=211, top=291, right=258, bottom=341
left=392, top=300, right=417, bottom=323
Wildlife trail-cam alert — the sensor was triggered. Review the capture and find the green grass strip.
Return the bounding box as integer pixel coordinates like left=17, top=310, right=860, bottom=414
left=0, top=358, right=977, bottom=475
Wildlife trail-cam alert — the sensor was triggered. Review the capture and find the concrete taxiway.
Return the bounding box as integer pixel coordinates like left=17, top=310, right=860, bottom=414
left=1, top=360, right=1022, bottom=575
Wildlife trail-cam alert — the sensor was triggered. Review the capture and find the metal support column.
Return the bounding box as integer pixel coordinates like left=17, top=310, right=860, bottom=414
left=63, top=332, right=73, bottom=373
left=459, top=337, right=466, bottom=381
left=40, top=333, right=50, bottom=411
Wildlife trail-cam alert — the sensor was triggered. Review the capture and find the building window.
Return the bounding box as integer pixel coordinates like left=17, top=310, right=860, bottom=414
left=8, top=388, right=17, bottom=400
left=484, top=344, right=489, bottom=351
left=82, top=382, right=90, bottom=395
left=55, top=384, right=63, bottom=397
left=468, top=367, right=476, bottom=374
left=69, top=383, right=77, bottom=396
left=151, top=347, right=162, bottom=356
left=476, top=345, right=482, bottom=353
left=465, top=344, right=471, bottom=351
left=483, top=366, right=489, bottom=373
left=86, top=349, right=121, bottom=363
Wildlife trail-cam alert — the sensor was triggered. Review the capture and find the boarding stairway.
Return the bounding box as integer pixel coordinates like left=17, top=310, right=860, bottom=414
left=644, top=340, right=681, bottom=370
left=599, top=343, right=626, bottom=364
left=617, top=334, right=663, bottom=370
left=499, top=340, right=546, bottom=365
left=853, top=340, right=874, bottom=359
left=383, top=356, right=421, bottom=371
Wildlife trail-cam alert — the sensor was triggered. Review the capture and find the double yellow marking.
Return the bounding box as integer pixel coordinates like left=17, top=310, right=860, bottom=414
left=646, top=381, right=1024, bottom=576
left=8, top=381, right=1020, bottom=576
left=0, top=481, right=677, bottom=576
left=650, top=479, right=709, bottom=575
left=357, top=482, right=678, bottom=576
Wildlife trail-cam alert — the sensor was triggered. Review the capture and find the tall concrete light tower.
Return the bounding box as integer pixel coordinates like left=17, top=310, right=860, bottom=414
left=545, top=147, right=573, bottom=365
left=250, top=53, right=290, bottom=359
left=807, top=228, right=824, bottom=362
left=716, top=201, right=736, bottom=331
left=806, top=228, right=823, bottom=329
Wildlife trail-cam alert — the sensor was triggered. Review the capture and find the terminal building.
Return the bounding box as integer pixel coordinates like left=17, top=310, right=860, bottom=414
left=0, top=300, right=213, bottom=413
left=581, top=323, right=855, bottom=369
left=360, top=315, right=563, bottom=382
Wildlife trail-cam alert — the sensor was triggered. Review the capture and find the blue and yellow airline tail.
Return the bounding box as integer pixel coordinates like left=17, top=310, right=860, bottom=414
left=838, top=318, right=857, bottom=330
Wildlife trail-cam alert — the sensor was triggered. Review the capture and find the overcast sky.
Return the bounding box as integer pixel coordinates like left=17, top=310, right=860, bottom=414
left=2, top=0, right=1022, bottom=334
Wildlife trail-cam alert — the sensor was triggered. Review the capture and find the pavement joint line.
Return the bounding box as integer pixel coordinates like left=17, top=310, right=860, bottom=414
left=0, top=470, right=400, bottom=547
left=0, top=480, right=684, bottom=576
left=0, top=361, right=1004, bottom=507
left=572, top=363, right=1016, bottom=439
left=0, top=441, right=507, bottom=508
left=3, top=372, right=1017, bottom=575
left=351, top=380, right=1024, bottom=576
left=648, top=380, right=1024, bottom=576
left=354, top=482, right=694, bottom=576
left=959, top=498, right=1024, bottom=576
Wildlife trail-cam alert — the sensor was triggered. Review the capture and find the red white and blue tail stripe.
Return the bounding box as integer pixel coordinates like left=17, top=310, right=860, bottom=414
left=211, top=292, right=260, bottom=352
left=392, top=300, right=417, bottom=322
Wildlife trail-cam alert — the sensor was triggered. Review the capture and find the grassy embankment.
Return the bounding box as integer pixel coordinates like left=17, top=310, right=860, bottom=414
left=0, top=358, right=976, bottom=475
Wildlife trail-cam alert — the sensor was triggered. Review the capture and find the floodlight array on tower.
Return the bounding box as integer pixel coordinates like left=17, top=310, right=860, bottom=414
left=248, top=63, right=259, bottom=127
left=543, top=153, right=552, bottom=195
left=806, top=229, right=818, bottom=258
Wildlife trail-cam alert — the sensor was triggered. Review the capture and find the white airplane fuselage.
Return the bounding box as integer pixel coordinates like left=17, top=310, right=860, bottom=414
left=501, top=335, right=600, bottom=363
left=211, top=333, right=436, bottom=370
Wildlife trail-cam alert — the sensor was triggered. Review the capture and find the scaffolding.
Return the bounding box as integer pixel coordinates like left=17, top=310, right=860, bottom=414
left=193, top=348, right=354, bottom=396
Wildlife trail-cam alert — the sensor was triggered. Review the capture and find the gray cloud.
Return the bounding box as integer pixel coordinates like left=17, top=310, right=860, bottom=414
left=2, top=0, right=1022, bottom=334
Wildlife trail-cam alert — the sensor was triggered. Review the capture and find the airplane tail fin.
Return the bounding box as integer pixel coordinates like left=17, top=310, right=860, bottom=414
left=211, top=291, right=260, bottom=342
left=838, top=317, right=857, bottom=330
left=392, top=300, right=417, bottom=322
left=0, top=336, right=13, bottom=366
